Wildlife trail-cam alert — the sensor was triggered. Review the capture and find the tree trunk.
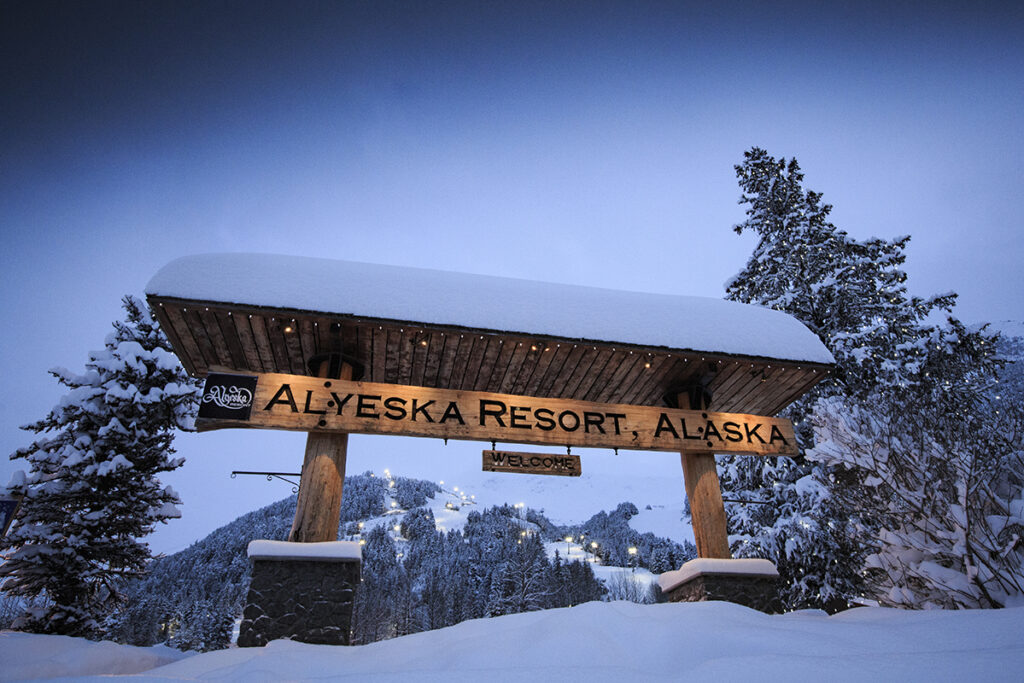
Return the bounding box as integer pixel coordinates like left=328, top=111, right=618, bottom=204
left=679, top=390, right=731, bottom=559
left=288, top=360, right=352, bottom=542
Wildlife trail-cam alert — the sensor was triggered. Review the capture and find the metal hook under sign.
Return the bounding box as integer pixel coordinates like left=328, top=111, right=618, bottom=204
left=231, top=470, right=301, bottom=493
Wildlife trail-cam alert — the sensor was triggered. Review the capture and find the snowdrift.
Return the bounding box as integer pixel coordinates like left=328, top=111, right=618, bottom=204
left=0, top=631, right=187, bottom=680
left=4, top=601, right=1022, bottom=682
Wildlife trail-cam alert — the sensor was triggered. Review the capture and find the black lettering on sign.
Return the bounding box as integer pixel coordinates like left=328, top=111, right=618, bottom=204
left=510, top=405, right=532, bottom=429
left=769, top=425, right=788, bottom=445
left=583, top=412, right=605, bottom=434
left=411, top=399, right=435, bottom=422
left=200, top=373, right=258, bottom=421
left=383, top=397, right=407, bottom=420
left=481, top=450, right=582, bottom=477
left=654, top=413, right=678, bottom=439
left=439, top=401, right=465, bottom=425
left=558, top=410, right=580, bottom=432
left=263, top=383, right=298, bottom=413
left=680, top=419, right=702, bottom=441
left=303, top=390, right=326, bottom=415
left=703, top=421, right=723, bottom=442
left=745, top=423, right=766, bottom=444
left=607, top=413, right=626, bottom=435
left=480, top=399, right=507, bottom=426
left=723, top=422, right=743, bottom=442
left=534, top=408, right=556, bottom=431
left=198, top=373, right=800, bottom=457
left=330, top=392, right=354, bottom=416
left=357, top=395, right=381, bottom=419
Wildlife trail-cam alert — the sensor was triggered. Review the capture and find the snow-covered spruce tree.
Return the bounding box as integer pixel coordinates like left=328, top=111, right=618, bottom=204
left=805, top=318, right=1020, bottom=608
left=0, top=296, right=199, bottom=636
left=808, top=386, right=1023, bottom=608
left=725, top=147, right=956, bottom=397
left=495, top=534, right=550, bottom=614
left=718, top=147, right=985, bottom=610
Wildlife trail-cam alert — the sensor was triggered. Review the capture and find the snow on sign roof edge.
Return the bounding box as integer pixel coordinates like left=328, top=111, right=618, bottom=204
left=145, top=253, right=834, bottom=365
left=247, top=539, right=362, bottom=561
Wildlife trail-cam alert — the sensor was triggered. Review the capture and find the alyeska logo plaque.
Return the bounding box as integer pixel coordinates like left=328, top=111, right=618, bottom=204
left=199, top=373, right=258, bottom=421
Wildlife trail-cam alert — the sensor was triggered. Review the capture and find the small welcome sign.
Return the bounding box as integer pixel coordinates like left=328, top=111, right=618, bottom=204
left=482, top=450, right=582, bottom=477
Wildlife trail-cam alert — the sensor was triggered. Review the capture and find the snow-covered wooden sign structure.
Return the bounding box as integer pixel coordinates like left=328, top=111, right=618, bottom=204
left=147, top=254, right=832, bottom=640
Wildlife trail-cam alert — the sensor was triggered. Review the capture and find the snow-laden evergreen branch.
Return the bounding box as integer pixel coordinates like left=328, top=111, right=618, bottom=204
left=1, top=296, right=201, bottom=637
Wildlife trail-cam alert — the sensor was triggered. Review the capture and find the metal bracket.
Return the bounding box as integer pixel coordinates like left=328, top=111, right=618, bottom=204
left=231, top=470, right=301, bottom=493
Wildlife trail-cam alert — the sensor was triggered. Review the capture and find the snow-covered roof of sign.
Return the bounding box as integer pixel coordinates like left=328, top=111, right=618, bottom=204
left=247, top=539, right=361, bottom=562
left=658, top=558, right=779, bottom=593
left=146, top=253, right=833, bottom=365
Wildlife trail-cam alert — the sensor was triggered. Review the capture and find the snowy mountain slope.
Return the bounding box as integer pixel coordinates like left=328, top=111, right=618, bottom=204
left=986, top=320, right=1024, bottom=411
left=7, top=602, right=1023, bottom=682
left=358, top=469, right=692, bottom=568
left=346, top=443, right=696, bottom=544
left=338, top=471, right=685, bottom=587
left=543, top=539, right=659, bottom=597
left=628, top=502, right=694, bottom=545
left=990, top=319, right=1024, bottom=340
left=347, top=456, right=695, bottom=546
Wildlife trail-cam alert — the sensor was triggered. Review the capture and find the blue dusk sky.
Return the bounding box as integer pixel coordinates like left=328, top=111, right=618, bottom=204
left=2, top=1, right=1022, bottom=551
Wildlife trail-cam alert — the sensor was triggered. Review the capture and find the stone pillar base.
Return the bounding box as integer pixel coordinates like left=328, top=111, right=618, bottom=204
left=658, top=558, right=782, bottom=614
left=238, top=540, right=362, bottom=647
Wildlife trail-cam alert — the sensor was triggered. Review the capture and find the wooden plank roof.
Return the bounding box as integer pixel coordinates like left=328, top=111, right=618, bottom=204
left=146, top=255, right=833, bottom=415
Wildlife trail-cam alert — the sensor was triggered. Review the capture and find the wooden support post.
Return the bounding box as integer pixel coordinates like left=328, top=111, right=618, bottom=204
left=289, top=358, right=352, bottom=543
left=679, top=389, right=731, bottom=559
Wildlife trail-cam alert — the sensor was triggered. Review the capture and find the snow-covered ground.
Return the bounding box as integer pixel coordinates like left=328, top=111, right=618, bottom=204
left=0, top=632, right=188, bottom=681
left=628, top=502, right=695, bottom=545
left=4, top=601, right=1022, bottom=682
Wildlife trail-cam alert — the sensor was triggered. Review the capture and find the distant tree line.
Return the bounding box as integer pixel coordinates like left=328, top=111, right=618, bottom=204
left=558, top=502, right=696, bottom=573
left=354, top=503, right=605, bottom=644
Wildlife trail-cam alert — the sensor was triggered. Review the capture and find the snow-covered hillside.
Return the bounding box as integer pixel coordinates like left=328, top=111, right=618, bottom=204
left=351, top=474, right=664, bottom=600
left=991, top=320, right=1024, bottom=340
left=334, top=470, right=682, bottom=602
left=3, top=601, right=1022, bottom=682
left=358, top=466, right=694, bottom=547
left=147, top=433, right=696, bottom=556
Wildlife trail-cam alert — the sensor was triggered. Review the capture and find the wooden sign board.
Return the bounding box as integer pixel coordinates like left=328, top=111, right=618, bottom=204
left=196, top=372, right=798, bottom=456
left=483, top=450, right=581, bottom=477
